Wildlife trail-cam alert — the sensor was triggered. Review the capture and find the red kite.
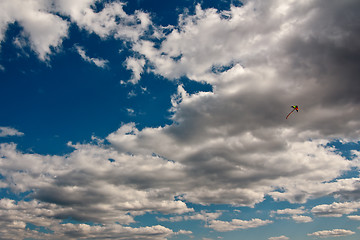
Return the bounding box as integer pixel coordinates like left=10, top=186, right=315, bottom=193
left=286, top=105, right=299, bottom=119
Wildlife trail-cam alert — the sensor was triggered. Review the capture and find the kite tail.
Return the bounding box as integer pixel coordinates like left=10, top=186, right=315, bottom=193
left=286, top=109, right=295, bottom=119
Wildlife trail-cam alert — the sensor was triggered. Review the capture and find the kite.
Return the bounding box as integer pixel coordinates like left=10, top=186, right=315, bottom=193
left=286, top=105, right=299, bottom=119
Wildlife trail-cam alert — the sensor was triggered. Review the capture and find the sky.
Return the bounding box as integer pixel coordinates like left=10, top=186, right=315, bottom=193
left=0, top=0, right=360, bottom=239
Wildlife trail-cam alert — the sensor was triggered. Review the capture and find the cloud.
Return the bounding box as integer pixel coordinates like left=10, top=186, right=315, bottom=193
left=0, top=142, right=193, bottom=223
left=271, top=207, right=312, bottom=223
left=0, top=127, right=24, bottom=137
left=107, top=119, right=354, bottom=206
left=208, top=218, right=272, bottom=232
left=0, top=198, right=181, bottom=240
left=0, top=142, right=195, bottom=238
left=311, top=201, right=360, bottom=217
left=0, top=0, right=152, bottom=61
left=54, top=0, right=151, bottom=41
left=271, top=207, right=306, bottom=216
left=75, top=45, right=108, bottom=68
left=126, top=108, right=136, bottom=116
left=1, top=0, right=360, bottom=238
left=133, top=0, right=360, bottom=138
left=175, top=230, right=192, bottom=235
left=271, top=178, right=360, bottom=204
left=135, top=0, right=360, bottom=116
left=307, top=229, right=355, bottom=238
left=268, top=236, right=289, bottom=240
left=0, top=0, right=69, bottom=60
left=156, top=216, right=184, bottom=223
left=52, top=224, right=180, bottom=240
left=125, top=57, right=146, bottom=84
left=157, top=210, right=222, bottom=223
left=109, top=0, right=360, bottom=207
left=291, top=215, right=313, bottom=223
left=347, top=215, right=360, bottom=220
left=332, top=177, right=360, bottom=201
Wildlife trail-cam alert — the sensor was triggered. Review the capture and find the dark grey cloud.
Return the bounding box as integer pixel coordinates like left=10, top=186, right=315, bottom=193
left=108, top=0, right=360, bottom=207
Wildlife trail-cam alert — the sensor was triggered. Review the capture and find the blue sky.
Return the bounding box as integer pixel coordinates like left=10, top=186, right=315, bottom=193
left=1, top=0, right=360, bottom=239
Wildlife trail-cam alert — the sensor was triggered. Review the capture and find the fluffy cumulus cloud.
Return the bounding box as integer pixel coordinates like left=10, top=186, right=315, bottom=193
left=311, top=201, right=360, bottom=217
left=208, top=218, right=272, bottom=232
left=348, top=215, right=360, bottom=221
left=272, top=207, right=306, bottom=216
left=157, top=210, right=222, bottom=223
left=307, top=229, right=355, bottom=238
left=0, top=0, right=69, bottom=60
left=291, top=215, right=312, bottom=223
left=125, top=56, right=146, bottom=84
left=0, top=199, right=178, bottom=240
left=0, top=198, right=178, bottom=240
left=54, top=0, right=151, bottom=41
left=0, top=142, right=193, bottom=218
left=0, top=142, right=192, bottom=238
left=113, top=0, right=360, bottom=207
left=0, top=0, right=151, bottom=60
left=271, top=207, right=313, bottom=223
left=106, top=113, right=355, bottom=206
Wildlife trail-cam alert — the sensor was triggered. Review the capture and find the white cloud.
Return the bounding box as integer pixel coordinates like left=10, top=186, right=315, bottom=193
left=208, top=218, right=272, bottom=232
left=271, top=178, right=360, bottom=204
left=0, top=0, right=152, bottom=61
left=0, top=127, right=24, bottom=137
left=268, top=236, right=289, bottom=240
left=0, top=142, right=196, bottom=238
left=291, top=215, right=313, bottom=223
left=53, top=223, right=181, bottom=240
left=125, top=57, right=146, bottom=84
left=311, top=201, right=360, bottom=217
left=347, top=215, right=360, bottom=220
left=271, top=207, right=312, bottom=223
left=0, top=142, right=193, bottom=222
left=75, top=45, right=108, bottom=68
left=0, top=0, right=69, bottom=60
left=0, top=198, right=181, bottom=240
left=271, top=207, right=306, bottom=216
left=54, top=0, right=151, bottom=41
left=307, top=229, right=355, bottom=238
left=176, top=230, right=192, bottom=235
left=126, top=108, right=136, bottom=116
left=157, top=210, right=222, bottom=223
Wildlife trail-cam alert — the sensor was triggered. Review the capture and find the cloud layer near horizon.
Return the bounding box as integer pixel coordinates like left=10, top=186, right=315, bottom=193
left=1, top=0, right=360, bottom=239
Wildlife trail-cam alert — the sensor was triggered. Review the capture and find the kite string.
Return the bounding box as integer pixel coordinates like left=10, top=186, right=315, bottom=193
left=286, top=109, right=295, bottom=119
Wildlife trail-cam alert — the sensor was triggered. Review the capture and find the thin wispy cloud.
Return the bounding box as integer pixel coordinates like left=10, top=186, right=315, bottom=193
left=75, top=45, right=109, bottom=68
left=0, top=127, right=24, bottom=137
